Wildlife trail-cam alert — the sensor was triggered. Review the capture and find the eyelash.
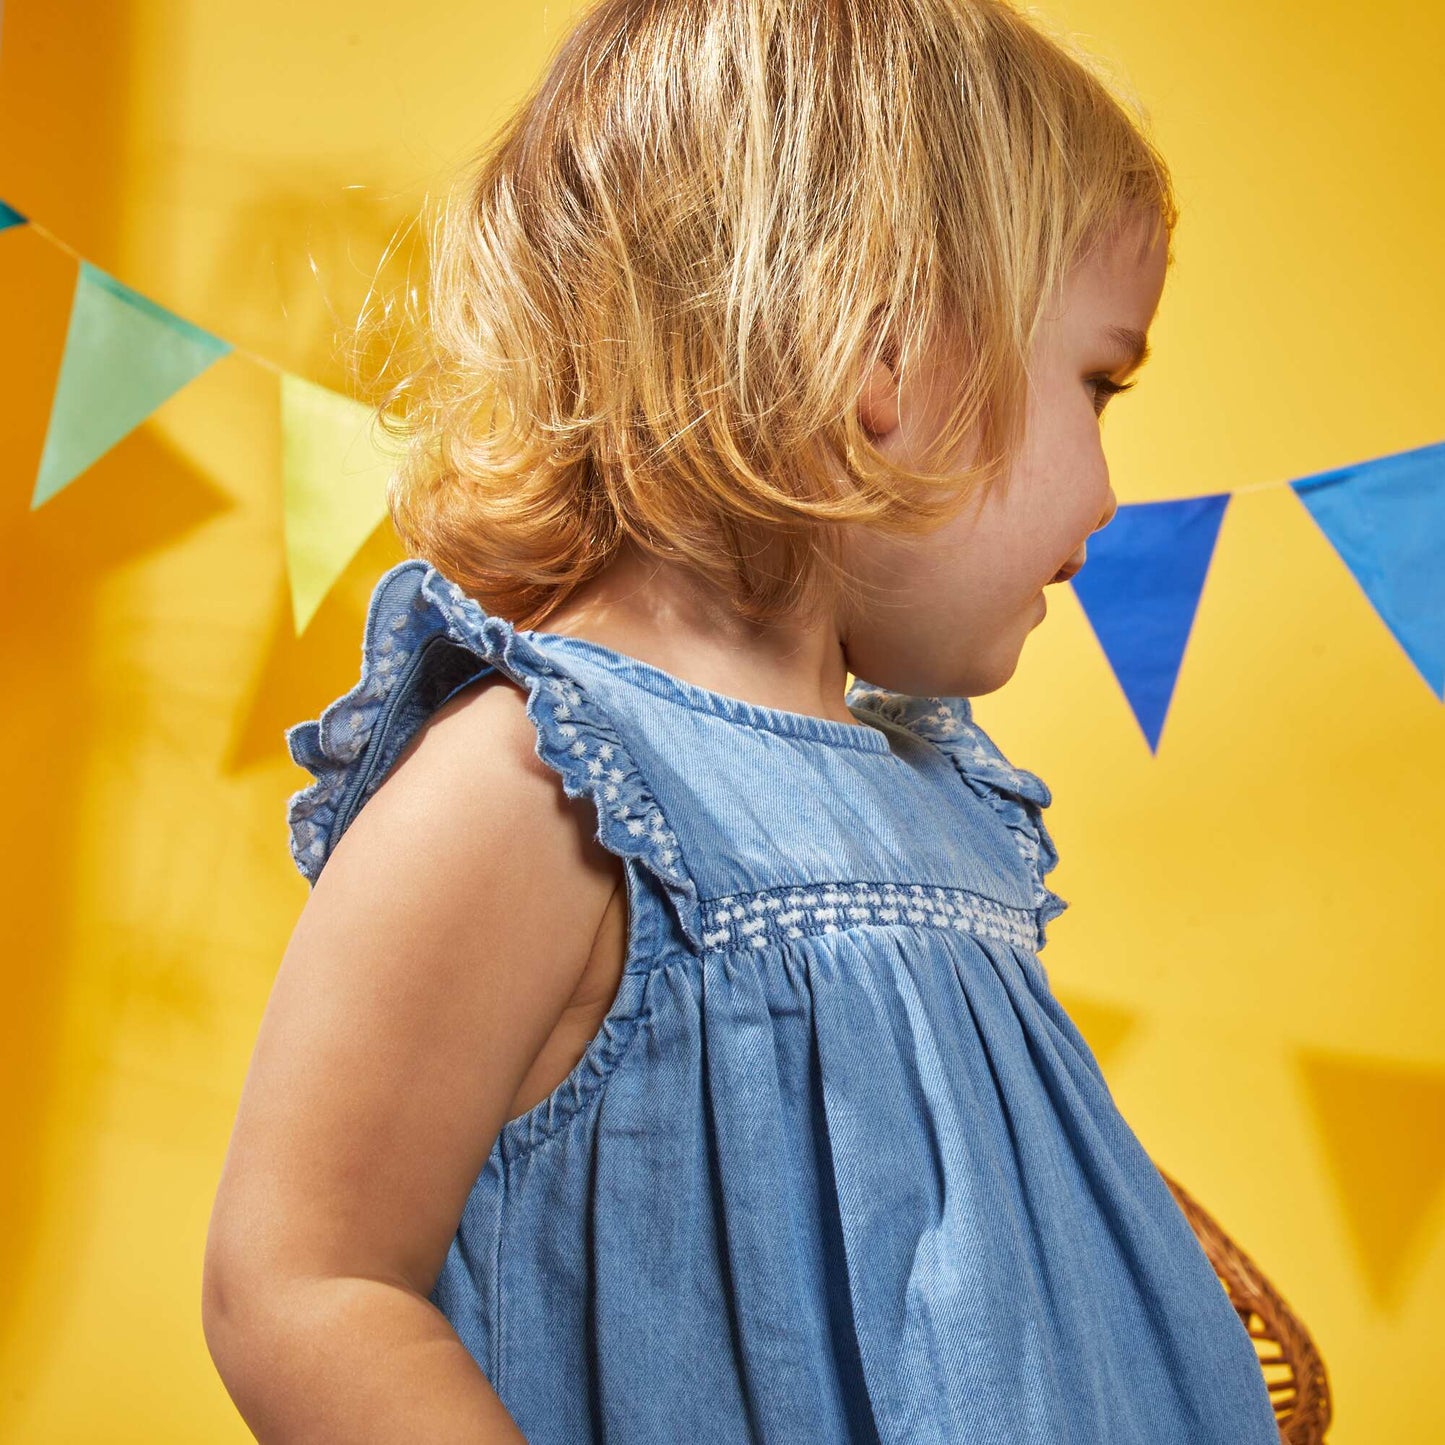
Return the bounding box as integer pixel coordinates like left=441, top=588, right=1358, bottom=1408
left=1089, top=376, right=1137, bottom=416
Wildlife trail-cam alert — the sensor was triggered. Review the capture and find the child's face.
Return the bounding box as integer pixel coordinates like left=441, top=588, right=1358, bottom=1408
left=845, top=209, right=1170, bottom=699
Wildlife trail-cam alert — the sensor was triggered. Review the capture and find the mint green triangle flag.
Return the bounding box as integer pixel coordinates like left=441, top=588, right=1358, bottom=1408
left=281, top=372, right=399, bottom=635
left=32, top=259, right=231, bottom=508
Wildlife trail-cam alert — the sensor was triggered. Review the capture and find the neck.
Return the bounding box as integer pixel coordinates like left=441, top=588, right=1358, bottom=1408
left=531, top=538, right=862, bottom=728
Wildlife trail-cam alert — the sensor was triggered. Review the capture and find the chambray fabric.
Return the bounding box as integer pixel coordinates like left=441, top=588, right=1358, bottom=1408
left=285, top=557, right=1281, bottom=1445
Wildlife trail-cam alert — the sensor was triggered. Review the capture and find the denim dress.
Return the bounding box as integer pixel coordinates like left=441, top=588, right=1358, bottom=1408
left=284, top=557, right=1281, bottom=1445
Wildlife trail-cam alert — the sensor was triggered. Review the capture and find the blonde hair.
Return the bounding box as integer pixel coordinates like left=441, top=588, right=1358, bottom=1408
left=358, top=0, right=1177, bottom=632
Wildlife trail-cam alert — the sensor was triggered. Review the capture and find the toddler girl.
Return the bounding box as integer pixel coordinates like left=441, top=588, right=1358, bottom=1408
left=203, top=0, right=1283, bottom=1440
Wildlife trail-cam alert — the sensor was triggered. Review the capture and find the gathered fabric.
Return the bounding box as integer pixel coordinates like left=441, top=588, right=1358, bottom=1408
left=284, top=557, right=1279, bottom=1445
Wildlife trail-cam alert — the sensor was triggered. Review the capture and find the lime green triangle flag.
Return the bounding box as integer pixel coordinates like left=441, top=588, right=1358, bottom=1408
left=281, top=372, right=399, bottom=635
left=32, top=259, right=231, bottom=508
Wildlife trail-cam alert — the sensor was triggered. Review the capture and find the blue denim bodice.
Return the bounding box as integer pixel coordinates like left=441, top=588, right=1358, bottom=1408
left=283, top=558, right=1279, bottom=1445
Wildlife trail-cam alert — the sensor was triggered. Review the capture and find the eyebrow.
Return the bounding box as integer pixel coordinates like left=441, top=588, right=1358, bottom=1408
left=1104, top=325, right=1151, bottom=376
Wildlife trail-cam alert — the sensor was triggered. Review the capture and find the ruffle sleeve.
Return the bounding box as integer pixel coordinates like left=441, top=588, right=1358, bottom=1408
left=283, top=558, right=705, bottom=952
left=845, top=683, right=1069, bottom=950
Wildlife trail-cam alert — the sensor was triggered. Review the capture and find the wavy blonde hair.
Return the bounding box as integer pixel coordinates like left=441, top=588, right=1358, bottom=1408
left=357, top=0, right=1177, bottom=632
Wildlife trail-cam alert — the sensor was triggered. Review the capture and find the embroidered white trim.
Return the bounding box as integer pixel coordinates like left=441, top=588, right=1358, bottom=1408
left=701, top=879, right=1038, bottom=953
left=544, top=673, right=685, bottom=874
left=845, top=684, right=1068, bottom=951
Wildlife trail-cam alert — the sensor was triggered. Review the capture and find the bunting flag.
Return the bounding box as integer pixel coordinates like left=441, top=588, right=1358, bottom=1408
left=1, top=194, right=1442, bottom=744
left=1070, top=493, right=1231, bottom=754
left=1290, top=440, right=1445, bottom=699
left=32, top=259, right=231, bottom=508
left=280, top=373, right=399, bottom=636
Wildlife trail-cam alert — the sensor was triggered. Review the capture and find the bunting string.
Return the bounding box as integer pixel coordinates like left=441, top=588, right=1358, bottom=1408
left=3, top=196, right=1440, bottom=749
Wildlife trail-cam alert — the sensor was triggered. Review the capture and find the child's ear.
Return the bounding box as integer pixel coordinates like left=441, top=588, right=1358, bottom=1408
left=856, top=352, right=902, bottom=439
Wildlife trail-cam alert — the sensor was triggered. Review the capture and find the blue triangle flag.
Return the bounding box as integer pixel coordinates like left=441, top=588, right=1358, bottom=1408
left=1072, top=493, right=1231, bottom=754
left=1291, top=439, right=1445, bottom=699
left=32, top=259, right=232, bottom=507
left=0, top=198, right=27, bottom=233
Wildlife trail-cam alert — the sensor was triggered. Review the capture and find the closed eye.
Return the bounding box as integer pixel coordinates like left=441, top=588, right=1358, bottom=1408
left=1090, top=376, right=1137, bottom=416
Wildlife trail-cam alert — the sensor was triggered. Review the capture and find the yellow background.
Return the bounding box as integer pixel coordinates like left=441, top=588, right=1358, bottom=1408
left=1, top=0, right=1442, bottom=1438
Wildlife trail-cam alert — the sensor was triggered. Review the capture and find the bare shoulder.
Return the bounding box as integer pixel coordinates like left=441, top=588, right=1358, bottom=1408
left=204, top=668, right=623, bottom=1314
left=408, top=666, right=587, bottom=794
left=317, top=666, right=623, bottom=953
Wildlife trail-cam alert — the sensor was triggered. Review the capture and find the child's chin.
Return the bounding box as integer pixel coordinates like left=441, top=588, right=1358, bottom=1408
left=955, top=649, right=1023, bottom=700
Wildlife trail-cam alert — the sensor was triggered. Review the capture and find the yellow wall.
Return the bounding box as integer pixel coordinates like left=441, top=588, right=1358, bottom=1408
left=0, top=0, right=1440, bottom=1438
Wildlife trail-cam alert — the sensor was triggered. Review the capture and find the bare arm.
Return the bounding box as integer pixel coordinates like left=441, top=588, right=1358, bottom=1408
left=202, top=673, right=622, bottom=1442
left=202, top=1271, right=528, bottom=1443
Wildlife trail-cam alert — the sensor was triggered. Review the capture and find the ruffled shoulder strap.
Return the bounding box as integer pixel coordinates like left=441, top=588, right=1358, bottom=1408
left=284, top=558, right=704, bottom=952
left=846, top=681, right=1069, bottom=950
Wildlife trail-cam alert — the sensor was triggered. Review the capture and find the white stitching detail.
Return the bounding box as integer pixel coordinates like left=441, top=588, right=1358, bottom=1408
left=700, top=879, right=1037, bottom=952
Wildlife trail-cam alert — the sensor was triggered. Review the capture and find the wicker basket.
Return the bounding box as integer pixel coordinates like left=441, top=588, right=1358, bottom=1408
left=1157, top=1166, right=1332, bottom=1444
